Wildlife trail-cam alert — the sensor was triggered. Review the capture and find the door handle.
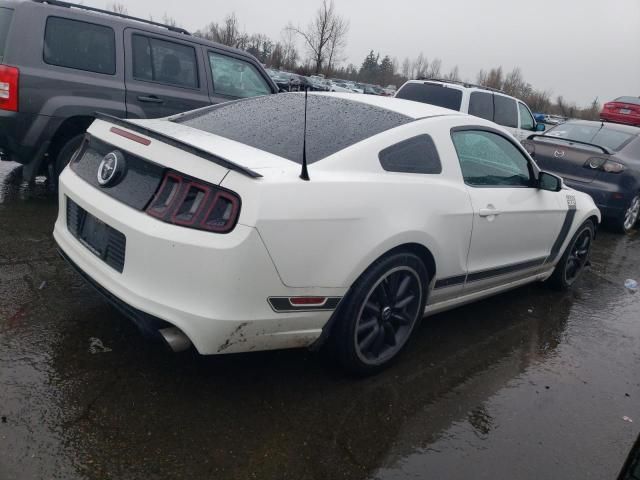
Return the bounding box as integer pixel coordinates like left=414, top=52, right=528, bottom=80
left=137, top=95, right=164, bottom=104
left=479, top=206, right=502, bottom=217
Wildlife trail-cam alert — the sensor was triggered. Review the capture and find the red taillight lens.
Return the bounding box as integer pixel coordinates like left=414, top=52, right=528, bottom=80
left=0, top=65, right=19, bottom=112
left=146, top=171, right=241, bottom=233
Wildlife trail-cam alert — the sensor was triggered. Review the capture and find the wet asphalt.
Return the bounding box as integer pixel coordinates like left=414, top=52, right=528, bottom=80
left=0, top=161, right=639, bottom=480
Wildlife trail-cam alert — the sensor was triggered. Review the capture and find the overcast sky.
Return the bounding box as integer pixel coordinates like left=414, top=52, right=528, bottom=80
left=89, top=0, right=639, bottom=106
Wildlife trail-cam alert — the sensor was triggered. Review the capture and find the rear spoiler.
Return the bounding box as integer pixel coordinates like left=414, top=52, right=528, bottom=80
left=526, top=134, right=612, bottom=155
left=95, top=113, right=263, bottom=179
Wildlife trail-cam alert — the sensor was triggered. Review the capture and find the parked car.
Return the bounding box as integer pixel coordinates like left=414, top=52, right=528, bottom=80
left=54, top=92, right=599, bottom=374
left=0, top=0, right=277, bottom=182
left=395, top=79, right=545, bottom=141
left=522, top=120, right=640, bottom=232
left=600, top=96, right=640, bottom=127
left=544, top=114, right=567, bottom=125
left=327, top=81, right=352, bottom=93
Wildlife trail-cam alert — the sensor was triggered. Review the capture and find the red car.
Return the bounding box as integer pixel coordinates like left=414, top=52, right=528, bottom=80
left=600, top=97, right=640, bottom=127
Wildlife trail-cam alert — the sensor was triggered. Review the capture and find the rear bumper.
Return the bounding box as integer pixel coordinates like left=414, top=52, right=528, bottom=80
left=54, top=167, right=344, bottom=355
left=563, top=178, right=632, bottom=220
left=600, top=111, right=640, bottom=127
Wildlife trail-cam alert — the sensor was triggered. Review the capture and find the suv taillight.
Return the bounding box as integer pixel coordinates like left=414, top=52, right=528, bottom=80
left=146, top=171, right=241, bottom=233
left=0, top=65, right=19, bottom=112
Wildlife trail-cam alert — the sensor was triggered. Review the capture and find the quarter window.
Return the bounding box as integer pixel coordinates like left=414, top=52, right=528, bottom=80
left=518, top=102, right=535, bottom=131
left=451, top=130, right=533, bottom=187
left=379, top=135, right=442, bottom=174
left=208, top=52, right=271, bottom=98
left=493, top=95, right=518, bottom=128
left=468, top=92, right=494, bottom=121
left=132, top=35, right=198, bottom=88
left=44, top=17, right=115, bottom=75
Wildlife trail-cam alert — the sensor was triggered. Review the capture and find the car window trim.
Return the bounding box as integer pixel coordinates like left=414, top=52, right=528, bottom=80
left=129, top=30, right=202, bottom=91
left=450, top=125, right=539, bottom=188
left=42, top=15, right=117, bottom=76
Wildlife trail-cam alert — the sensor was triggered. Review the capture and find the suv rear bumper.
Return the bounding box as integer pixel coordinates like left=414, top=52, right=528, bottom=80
left=0, top=110, right=40, bottom=163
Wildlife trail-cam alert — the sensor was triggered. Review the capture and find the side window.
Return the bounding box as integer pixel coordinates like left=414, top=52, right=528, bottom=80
left=451, top=130, right=533, bottom=187
left=378, top=135, right=442, bottom=174
left=132, top=34, right=198, bottom=88
left=208, top=52, right=272, bottom=98
left=493, top=95, right=518, bottom=128
left=44, top=17, right=115, bottom=75
left=518, top=102, right=535, bottom=131
left=468, top=92, right=494, bottom=121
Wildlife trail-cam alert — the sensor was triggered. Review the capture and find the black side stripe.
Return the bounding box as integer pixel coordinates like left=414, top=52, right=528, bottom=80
left=434, top=275, right=466, bottom=289
left=547, top=207, right=577, bottom=263
left=434, top=256, right=549, bottom=290
left=466, top=256, right=547, bottom=283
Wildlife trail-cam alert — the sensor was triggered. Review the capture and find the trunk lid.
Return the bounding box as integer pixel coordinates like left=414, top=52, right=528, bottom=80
left=128, top=118, right=297, bottom=173
left=530, top=138, right=606, bottom=183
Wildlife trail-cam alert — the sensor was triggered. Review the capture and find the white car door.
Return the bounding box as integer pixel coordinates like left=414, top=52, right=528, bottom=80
left=450, top=127, right=566, bottom=293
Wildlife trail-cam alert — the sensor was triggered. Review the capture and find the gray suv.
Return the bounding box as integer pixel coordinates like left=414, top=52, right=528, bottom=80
left=0, top=0, right=278, bottom=181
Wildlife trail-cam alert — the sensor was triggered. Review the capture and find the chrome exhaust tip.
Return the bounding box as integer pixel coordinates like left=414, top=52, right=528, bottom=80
left=158, top=327, right=192, bottom=353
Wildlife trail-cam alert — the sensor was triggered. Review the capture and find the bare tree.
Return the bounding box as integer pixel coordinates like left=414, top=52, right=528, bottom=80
left=326, top=15, right=349, bottom=74
left=197, top=13, right=242, bottom=47
left=162, top=13, right=177, bottom=28
left=426, top=58, right=442, bottom=78
left=401, top=57, right=410, bottom=79
left=288, top=0, right=348, bottom=74
left=445, top=65, right=460, bottom=82
left=281, top=26, right=299, bottom=71
left=108, top=2, right=127, bottom=14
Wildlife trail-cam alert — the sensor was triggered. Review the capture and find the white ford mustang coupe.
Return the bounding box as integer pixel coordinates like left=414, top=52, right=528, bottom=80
left=54, top=93, right=600, bottom=374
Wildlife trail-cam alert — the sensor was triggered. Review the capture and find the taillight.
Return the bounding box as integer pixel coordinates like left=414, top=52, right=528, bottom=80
left=146, top=171, right=241, bottom=233
left=0, top=65, right=19, bottom=112
left=585, top=157, right=626, bottom=173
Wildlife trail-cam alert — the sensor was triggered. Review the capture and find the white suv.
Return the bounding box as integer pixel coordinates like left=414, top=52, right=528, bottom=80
left=395, top=79, right=545, bottom=141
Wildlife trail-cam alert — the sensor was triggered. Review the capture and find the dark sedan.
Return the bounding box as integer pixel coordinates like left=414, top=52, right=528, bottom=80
left=523, top=120, right=640, bottom=232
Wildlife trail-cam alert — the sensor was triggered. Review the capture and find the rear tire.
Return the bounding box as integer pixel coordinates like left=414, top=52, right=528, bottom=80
left=54, top=134, right=84, bottom=180
left=547, top=220, right=594, bottom=291
left=330, top=252, right=429, bottom=375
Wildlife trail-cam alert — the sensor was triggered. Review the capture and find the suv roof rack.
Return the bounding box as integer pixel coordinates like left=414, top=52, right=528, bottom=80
left=417, top=77, right=506, bottom=95
left=32, top=0, right=191, bottom=35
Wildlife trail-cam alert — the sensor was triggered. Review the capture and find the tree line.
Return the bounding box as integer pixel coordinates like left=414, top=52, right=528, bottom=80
left=108, top=1, right=600, bottom=119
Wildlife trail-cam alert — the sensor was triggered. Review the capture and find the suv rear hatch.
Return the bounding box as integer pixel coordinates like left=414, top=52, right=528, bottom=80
left=0, top=6, right=12, bottom=64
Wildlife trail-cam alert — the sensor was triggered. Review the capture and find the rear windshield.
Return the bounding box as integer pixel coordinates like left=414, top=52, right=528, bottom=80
left=395, top=83, right=462, bottom=111
left=614, top=96, right=640, bottom=105
left=174, top=93, right=412, bottom=164
left=544, top=123, right=636, bottom=152
left=0, top=7, right=13, bottom=63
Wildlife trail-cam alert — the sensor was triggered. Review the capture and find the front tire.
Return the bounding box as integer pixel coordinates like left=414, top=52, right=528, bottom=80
left=330, top=252, right=428, bottom=375
left=547, top=220, right=594, bottom=290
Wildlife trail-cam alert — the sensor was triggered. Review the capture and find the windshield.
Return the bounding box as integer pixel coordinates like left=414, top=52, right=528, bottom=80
left=395, top=83, right=463, bottom=111
left=544, top=123, right=636, bottom=152
left=0, top=8, right=13, bottom=63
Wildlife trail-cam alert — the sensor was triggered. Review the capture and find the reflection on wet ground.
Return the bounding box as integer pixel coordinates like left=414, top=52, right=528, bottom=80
left=0, top=162, right=638, bottom=479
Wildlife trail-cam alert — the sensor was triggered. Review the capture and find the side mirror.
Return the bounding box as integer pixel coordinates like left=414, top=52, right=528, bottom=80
left=535, top=123, right=546, bottom=132
left=538, top=171, right=563, bottom=192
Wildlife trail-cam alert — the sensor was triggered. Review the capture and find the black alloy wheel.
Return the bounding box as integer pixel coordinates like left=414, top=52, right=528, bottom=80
left=330, top=252, right=428, bottom=375
left=548, top=220, right=594, bottom=290
left=354, top=266, right=422, bottom=365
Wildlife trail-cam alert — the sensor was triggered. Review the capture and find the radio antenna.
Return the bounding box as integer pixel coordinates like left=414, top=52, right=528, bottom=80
left=299, top=86, right=310, bottom=181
